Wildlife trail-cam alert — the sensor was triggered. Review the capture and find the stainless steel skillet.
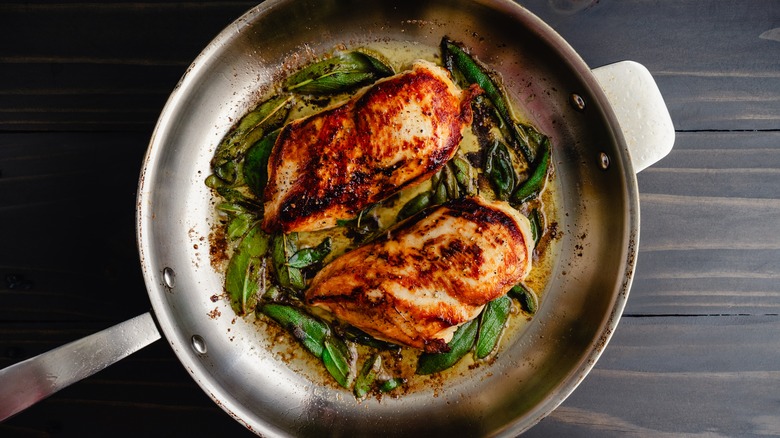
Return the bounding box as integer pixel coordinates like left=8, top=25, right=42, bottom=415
left=0, top=0, right=673, bottom=435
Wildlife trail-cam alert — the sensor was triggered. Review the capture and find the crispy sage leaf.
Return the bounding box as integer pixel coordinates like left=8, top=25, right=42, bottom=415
left=243, top=129, right=280, bottom=198
left=396, top=191, right=431, bottom=222
left=378, top=377, right=405, bottom=393
left=475, top=295, right=512, bottom=359
left=283, top=51, right=394, bottom=95
left=416, top=319, right=478, bottom=375
left=509, top=283, right=539, bottom=315
left=484, top=139, right=517, bottom=201
left=287, top=237, right=332, bottom=269
left=211, top=95, right=292, bottom=183
left=354, top=353, right=382, bottom=399
left=322, top=336, right=356, bottom=388
left=511, top=136, right=551, bottom=204
left=451, top=157, right=478, bottom=196
left=272, top=233, right=306, bottom=290
left=528, top=208, right=544, bottom=247
left=259, top=303, right=329, bottom=358
left=225, top=223, right=269, bottom=315
left=442, top=37, right=534, bottom=163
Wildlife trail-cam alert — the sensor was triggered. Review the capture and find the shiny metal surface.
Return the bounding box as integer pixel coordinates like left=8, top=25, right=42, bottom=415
left=137, top=0, right=639, bottom=435
left=0, top=313, right=161, bottom=421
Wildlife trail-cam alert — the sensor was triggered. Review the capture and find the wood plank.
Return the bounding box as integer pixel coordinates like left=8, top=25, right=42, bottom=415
left=0, top=133, right=151, bottom=322
left=1, top=1, right=778, bottom=131
left=624, top=131, right=780, bottom=315
left=0, top=2, right=256, bottom=131
left=526, top=315, right=780, bottom=436
left=522, top=0, right=780, bottom=131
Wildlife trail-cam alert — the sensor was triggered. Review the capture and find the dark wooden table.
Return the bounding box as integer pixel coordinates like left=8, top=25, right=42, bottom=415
left=2, top=1, right=779, bottom=436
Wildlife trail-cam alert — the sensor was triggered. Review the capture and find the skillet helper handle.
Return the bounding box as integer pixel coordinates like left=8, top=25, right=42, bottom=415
left=592, top=61, right=675, bottom=173
left=0, top=312, right=161, bottom=421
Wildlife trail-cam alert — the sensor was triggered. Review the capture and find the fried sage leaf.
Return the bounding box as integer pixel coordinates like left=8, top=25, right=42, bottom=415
left=259, top=303, right=330, bottom=358
left=287, top=237, right=332, bottom=269
left=484, top=139, right=517, bottom=201
left=442, top=37, right=534, bottom=163
left=396, top=191, right=431, bottom=222
left=416, top=319, right=478, bottom=375
left=225, top=223, right=269, bottom=315
left=272, top=233, right=306, bottom=290
left=211, top=95, right=292, bottom=183
left=243, top=129, right=280, bottom=198
left=354, top=353, right=382, bottom=399
left=284, top=51, right=394, bottom=95
left=323, top=336, right=356, bottom=388
left=475, top=295, right=512, bottom=359
left=509, top=283, right=539, bottom=315
left=378, top=377, right=405, bottom=393
left=511, top=136, right=551, bottom=204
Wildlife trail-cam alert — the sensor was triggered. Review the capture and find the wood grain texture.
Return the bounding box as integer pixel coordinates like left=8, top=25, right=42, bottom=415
left=527, top=316, right=780, bottom=437
left=0, top=1, right=779, bottom=437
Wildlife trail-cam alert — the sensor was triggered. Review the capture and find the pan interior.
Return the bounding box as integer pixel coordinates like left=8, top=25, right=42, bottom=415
left=137, top=0, right=638, bottom=436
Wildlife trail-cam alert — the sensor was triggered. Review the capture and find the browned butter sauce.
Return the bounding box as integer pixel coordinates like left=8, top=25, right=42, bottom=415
left=212, top=39, right=561, bottom=397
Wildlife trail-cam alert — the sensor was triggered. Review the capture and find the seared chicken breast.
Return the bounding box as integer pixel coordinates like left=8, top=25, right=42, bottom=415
left=306, top=196, right=534, bottom=353
left=262, top=60, right=477, bottom=233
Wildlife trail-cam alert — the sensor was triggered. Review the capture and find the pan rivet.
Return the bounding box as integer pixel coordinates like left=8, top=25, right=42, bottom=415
left=162, top=267, right=175, bottom=289
left=570, top=93, right=586, bottom=111
left=191, top=335, right=207, bottom=355
left=599, top=152, right=611, bottom=170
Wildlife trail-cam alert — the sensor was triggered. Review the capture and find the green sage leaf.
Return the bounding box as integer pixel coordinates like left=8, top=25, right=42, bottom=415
left=322, top=336, right=355, bottom=388
left=509, top=283, right=539, bottom=315
left=416, top=319, right=478, bottom=375
left=354, top=353, right=382, bottom=399
left=284, top=52, right=394, bottom=95
left=484, top=139, right=517, bottom=201
left=287, top=237, right=332, bottom=269
left=225, top=223, right=269, bottom=315
left=211, top=95, right=292, bottom=182
left=259, top=303, right=329, bottom=358
left=475, top=295, right=512, bottom=359
left=243, top=129, right=280, bottom=198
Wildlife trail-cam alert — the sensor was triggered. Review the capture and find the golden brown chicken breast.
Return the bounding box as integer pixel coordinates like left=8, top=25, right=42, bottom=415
left=306, top=196, right=534, bottom=353
left=262, top=60, right=477, bottom=233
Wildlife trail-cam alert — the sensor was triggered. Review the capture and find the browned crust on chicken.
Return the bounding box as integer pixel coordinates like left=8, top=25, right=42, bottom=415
left=262, top=60, right=478, bottom=233
left=305, top=196, right=534, bottom=353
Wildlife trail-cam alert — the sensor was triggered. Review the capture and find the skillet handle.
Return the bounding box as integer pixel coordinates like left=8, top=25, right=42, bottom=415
left=592, top=61, right=675, bottom=173
left=0, top=312, right=161, bottom=421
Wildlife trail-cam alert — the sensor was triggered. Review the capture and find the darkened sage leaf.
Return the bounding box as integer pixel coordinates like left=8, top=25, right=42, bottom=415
left=287, top=237, right=332, bottom=268
left=484, top=139, right=516, bottom=201
left=442, top=37, right=534, bottom=163
left=342, top=326, right=401, bottom=351
left=259, top=303, right=329, bottom=358
left=416, top=319, right=478, bottom=375
left=511, top=137, right=551, bottom=204
left=243, top=129, right=280, bottom=198
left=509, top=283, right=539, bottom=315
left=337, top=207, right=381, bottom=244
left=225, top=223, right=269, bottom=315
left=322, top=336, right=355, bottom=388
left=528, top=208, right=544, bottom=247
left=354, top=353, right=382, bottom=399
left=397, top=192, right=431, bottom=222
left=283, top=52, right=393, bottom=95
left=475, top=295, right=512, bottom=359
left=211, top=95, right=292, bottom=182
